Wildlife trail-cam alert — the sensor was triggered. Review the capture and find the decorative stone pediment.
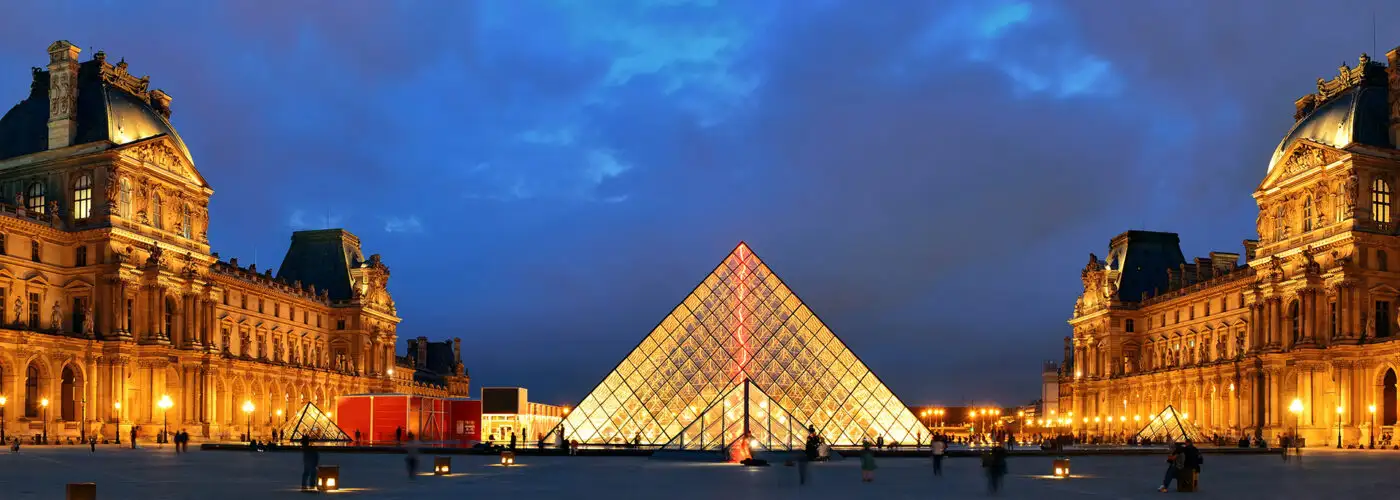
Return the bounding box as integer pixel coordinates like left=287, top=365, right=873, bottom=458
left=1258, top=140, right=1346, bottom=192
left=119, top=137, right=207, bottom=188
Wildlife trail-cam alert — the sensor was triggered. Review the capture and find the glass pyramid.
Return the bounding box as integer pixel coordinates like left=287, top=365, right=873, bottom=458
left=1134, top=405, right=1202, bottom=444
left=280, top=401, right=351, bottom=442
left=560, top=242, right=925, bottom=449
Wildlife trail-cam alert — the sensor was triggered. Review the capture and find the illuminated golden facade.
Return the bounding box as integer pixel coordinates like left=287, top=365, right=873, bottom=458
left=0, top=41, right=468, bottom=442
left=561, top=242, right=924, bottom=450
left=1067, top=47, right=1400, bottom=447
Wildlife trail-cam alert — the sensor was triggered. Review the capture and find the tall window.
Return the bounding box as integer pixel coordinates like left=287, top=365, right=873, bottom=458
left=1205, top=300, right=1211, bottom=316
left=27, top=292, right=39, bottom=329
left=125, top=298, right=133, bottom=332
left=24, top=364, right=39, bottom=417
left=1125, top=319, right=1134, bottom=333
left=26, top=182, right=44, bottom=213
left=75, top=245, right=86, bottom=267
left=72, top=174, right=92, bottom=219
left=119, top=178, right=132, bottom=218
left=30, top=240, right=39, bottom=262
left=1302, top=196, right=1312, bottom=232
left=1274, top=205, right=1285, bottom=240
left=1336, top=192, right=1346, bottom=222
left=151, top=193, right=163, bottom=229
left=1289, top=301, right=1300, bottom=341
left=71, top=297, right=85, bottom=335
left=1378, top=301, right=1393, bottom=338
left=1330, top=301, right=1338, bottom=339
left=1381, top=250, right=1390, bottom=272
left=1373, top=178, right=1392, bottom=224
left=181, top=205, right=192, bottom=239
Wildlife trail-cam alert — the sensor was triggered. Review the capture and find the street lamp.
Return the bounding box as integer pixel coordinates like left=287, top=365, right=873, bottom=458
left=1289, top=398, right=1303, bottom=448
left=242, top=401, right=255, bottom=441
left=0, top=395, right=6, bottom=443
left=40, top=398, right=50, bottom=443
left=114, top=401, right=121, bottom=444
left=1336, top=406, right=1344, bottom=449
left=157, top=395, right=173, bottom=446
left=1369, top=404, right=1377, bottom=448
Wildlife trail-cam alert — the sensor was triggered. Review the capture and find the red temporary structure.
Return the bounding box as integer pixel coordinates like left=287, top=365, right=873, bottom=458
left=336, top=394, right=481, bottom=446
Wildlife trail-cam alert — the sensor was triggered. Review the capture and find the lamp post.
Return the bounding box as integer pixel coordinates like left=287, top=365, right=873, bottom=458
left=1336, top=406, right=1344, bottom=449
left=40, top=398, right=49, bottom=443
left=0, top=395, right=6, bottom=444
left=113, top=401, right=121, bottom=444
left=157, top=395, right=173, bottom=447
left=80, top=397, right=86, bottom=442
left=1369, top=404, right=1377, bottom=448
left=1289, top=398, right=1303, bottom=448
left=242, top=401, right=255, bottom=442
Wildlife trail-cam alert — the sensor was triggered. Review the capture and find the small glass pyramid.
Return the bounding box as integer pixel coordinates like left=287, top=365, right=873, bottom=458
left=560, top=242, right=924, bottom=449
left=280, top=401, right=351, bottom=442
left=657, top=379, right=807, bottom=452
left=1134, top=405, right=1202, bottom=443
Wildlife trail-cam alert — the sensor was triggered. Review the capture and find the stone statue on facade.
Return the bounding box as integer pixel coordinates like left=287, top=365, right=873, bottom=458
left=1362, top=311, right=1374, bottom=341
left=13, top=296, right=22, bottom=326
left=50, top=301, right=61, bottom=332
left=82, top=303, right=93, bottom=337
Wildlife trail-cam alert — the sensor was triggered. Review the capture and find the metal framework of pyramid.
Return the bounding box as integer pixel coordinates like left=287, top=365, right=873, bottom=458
left=559, top=242, right=925, bottom=450
left=280, top=401, right=351, bottom=442
left=1134, top=405, right=1202, bottom=443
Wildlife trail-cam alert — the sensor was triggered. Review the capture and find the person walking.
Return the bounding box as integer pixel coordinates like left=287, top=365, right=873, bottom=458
left=405, top=438, right=420, bottom=480
left=798, top=431, right=817, bottom=485
left=300, top=435, right=319, bottom=491
left=130, top=426, right=137, bottom=450
left=931, top=436, right=947, bottom=476
left=859, top=443, right=877, bottom=483
left=395, top=426, right=403, bottom=444
left=510, top=432, right=517, bottom=451
left=1159, top=443, right=1183, bottom=492
left=985, top=444, right=1008, bottom=493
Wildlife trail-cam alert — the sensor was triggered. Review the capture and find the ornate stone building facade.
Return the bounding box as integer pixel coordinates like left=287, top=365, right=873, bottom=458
left=0, top=41, right=468, bottom=441
left=1067, top=47, right=1400, bottom=447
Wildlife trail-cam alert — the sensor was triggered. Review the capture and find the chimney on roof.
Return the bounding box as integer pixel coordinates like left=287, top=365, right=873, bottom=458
left=1210, top=252, right=1240, bottom=275
left=45, top=41, right=81, bottom=150
left=1387, top=47, right=1399, bottom=146
left=416, top=336, right=428, bottom=369
left=1243, top=240, right=1258, bottom=262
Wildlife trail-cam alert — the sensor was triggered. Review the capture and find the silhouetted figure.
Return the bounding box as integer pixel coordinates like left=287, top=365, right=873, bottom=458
left=395, top=426, right=403, bottom=444
left=300, top=435, right=319, bottom=491
left=354, top=429, right=361, bottom=444
left=931, top=437, right=946, bottom=476
left=1159, top=443, right=1183, bottom=492
left=405, top=439, right=420, bottom=480
left=985, top=445, right=1008, bottom=493
left=130, top=427, right=137, bottom=450
left=860, top=443, right=877, bottom=482
left=510, top=432, right=517, bottom=450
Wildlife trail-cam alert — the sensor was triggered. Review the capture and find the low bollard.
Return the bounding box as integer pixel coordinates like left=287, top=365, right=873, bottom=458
left=66, top=482, right=97, bottom=500
left=1052, top=457, right=1071, bottom=478
left=434, top=456, right=451, bottom=475
left=500, top=450, right=515, bottom=466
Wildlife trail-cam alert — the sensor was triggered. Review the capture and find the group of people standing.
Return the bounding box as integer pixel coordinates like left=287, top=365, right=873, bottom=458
left=1160, top=440, right=1203, bottom=492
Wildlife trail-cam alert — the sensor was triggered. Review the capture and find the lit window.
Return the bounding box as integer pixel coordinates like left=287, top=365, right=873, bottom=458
left=1374, top=178, right=1392, bottom=224
left=26, top=182, right=44, bottom=213
left=73, top=174, right=92, bottom=219
left=119, top=178, right=132, bottom=218
left=181, top=205, right=192, bottom=239
left=1302, top=196, right=1312, bottom=232
left=1273, top=205, right=1285, bottom=240
left=152, top=193, right=164, bottom=229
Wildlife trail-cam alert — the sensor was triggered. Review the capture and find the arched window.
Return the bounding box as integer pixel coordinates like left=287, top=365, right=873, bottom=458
left=1373, top=178, right=1392, bottom=224
left=181, top=205, right=192, bottom=239
left=24, top=363, right=40, bottom=418
left=152, top=193, right=163, bottom=229
left=72, top=174, right=92, bottom=219
left=26, top=182, right=45, bottom=214
left=1302, top=196, right=1312, bottom=232
left=119, top=178, right=132, bottom=218
left=60, top=366, right=76, bottom=421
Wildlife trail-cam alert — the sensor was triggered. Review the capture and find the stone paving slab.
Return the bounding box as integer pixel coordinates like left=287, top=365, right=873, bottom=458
left=0, top=445, right=1395, bottom=499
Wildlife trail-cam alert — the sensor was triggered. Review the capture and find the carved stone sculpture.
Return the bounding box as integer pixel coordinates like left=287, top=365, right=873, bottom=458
left=50, top=301, right=61, bottom=332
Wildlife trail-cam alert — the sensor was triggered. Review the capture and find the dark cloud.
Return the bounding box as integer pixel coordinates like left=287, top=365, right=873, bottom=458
left=0, top=0, right=1392, bottom=407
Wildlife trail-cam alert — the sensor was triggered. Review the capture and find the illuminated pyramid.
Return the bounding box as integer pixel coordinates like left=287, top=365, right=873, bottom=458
left=560, top=242, right=925, bottom=450
left=1134, top=405, right=1202, bottom=444
left=280, top=401, right=351, bottom=442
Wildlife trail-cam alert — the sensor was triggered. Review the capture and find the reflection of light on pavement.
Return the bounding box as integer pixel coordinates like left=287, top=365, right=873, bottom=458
left=1026, top=474, right=1099, bottom=480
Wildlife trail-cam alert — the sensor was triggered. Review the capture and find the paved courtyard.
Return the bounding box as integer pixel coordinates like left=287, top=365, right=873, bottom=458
left=1, top=446, right=1397, bottom=499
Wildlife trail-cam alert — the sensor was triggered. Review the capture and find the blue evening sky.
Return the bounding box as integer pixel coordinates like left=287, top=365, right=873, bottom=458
left=1, top=0, right=1398, bottom=406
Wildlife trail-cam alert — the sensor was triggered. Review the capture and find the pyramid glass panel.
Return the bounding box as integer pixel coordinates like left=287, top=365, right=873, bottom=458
left=1134, top=405, right=1203, bottom=444
left=280, top=402, right=351, bottom=442
left=562, top=242, right=924, bottom=449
